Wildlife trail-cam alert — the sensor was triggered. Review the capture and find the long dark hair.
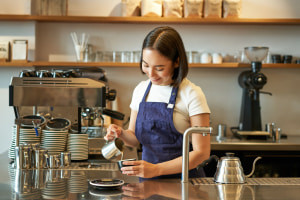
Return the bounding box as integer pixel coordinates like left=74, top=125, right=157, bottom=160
left=140, top=26, right=188, bottom=87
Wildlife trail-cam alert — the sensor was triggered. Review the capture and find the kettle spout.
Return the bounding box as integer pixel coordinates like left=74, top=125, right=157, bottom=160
left=245, top=156, right=262, bottom=178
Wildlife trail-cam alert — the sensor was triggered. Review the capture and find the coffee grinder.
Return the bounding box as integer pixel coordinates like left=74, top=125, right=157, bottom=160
left=235, top=47, right=271, bottom=139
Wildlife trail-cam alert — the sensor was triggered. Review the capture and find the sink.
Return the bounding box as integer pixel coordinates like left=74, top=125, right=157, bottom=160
left=191, top=178, right=300, bottom=185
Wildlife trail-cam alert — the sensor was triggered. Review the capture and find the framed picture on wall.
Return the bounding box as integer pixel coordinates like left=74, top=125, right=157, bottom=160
left=0, top=41, right=10, bottom=62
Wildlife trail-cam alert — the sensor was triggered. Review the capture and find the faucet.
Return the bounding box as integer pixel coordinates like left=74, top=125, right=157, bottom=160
left=181, top=126, right=213, bottom=183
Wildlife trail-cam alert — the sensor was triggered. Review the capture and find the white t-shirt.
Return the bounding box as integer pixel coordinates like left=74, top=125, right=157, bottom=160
left=130, top=78, right=211, bottom=134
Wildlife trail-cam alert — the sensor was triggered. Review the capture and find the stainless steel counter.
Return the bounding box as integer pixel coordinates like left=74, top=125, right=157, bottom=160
left=211, top=135, right=300, bottom=151
left=1, top=152, right=300, bottom=200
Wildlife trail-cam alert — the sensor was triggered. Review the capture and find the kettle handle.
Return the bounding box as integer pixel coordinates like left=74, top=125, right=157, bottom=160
left=197, top=155, right=219, bottom=169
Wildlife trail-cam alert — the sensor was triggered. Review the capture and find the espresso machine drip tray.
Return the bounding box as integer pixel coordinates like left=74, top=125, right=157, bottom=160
left=237, top=131, right=270, bottom=136
left=235, top=131, right=270, bottom=140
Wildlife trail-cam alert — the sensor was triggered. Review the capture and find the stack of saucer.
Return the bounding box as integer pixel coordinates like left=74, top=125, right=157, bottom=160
left=9, top=126, right=41, bottom=159
left=67, top=134, right=88, bottom=160
left=41, top=130, right=68, bottom=155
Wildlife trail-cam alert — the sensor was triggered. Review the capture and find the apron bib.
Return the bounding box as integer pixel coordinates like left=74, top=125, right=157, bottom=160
left=135, top=82, right=204, bottom=179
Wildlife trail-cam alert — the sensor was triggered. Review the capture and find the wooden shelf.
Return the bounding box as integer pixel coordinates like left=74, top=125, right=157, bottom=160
left=1, top=15, right=300, bottom=25
left=0, top=62, right=33, bottom=67
left=0, top=61, right=299, bottom=68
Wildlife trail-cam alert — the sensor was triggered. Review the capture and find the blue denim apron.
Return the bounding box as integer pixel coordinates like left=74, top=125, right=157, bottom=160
left=135, top=82, right=204, bottom=179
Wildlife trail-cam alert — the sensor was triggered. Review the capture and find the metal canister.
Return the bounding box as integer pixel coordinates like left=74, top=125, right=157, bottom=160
left=48, top=154, right=61, bottom=169
left=274, top=128, right=281, bottom=142
left=266, top=122, right=275, bottom=137
left=23, top=145, right=32, bottom=169
left=216, top=124, right=226, bottom=141
left=15, top=145, right=24, bottom=169
left=34, top=149, right=48, bottom=169
left=60, top=152, right=71, bottom=167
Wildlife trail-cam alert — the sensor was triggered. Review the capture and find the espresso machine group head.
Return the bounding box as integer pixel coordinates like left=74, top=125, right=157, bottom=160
left=236, top=47, right=271, bottom=139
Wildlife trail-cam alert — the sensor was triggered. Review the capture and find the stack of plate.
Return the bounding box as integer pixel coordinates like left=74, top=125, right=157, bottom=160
left=8, top=126, right=41, bottom=159
left=67, top=134, right=88, bottom=160
left=41, top=130, right=68, bottom=155
left=68, top=171, right=88, bottom=194
left=17, top=190, right=42, bottom=200
left=42, top=179, right=67, bottom=199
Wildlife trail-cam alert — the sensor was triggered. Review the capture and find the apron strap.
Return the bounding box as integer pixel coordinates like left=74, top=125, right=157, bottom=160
left=167, top=86, right=178, bottom=109
left=141, top=81, right=152, bottom=102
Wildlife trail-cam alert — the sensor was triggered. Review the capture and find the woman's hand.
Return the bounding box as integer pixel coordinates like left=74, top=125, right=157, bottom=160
left=122, top=182, right=159, bottom=200
left=120, top=160, right=160, bottom=178
left=104, top=124, right=123, bottom=141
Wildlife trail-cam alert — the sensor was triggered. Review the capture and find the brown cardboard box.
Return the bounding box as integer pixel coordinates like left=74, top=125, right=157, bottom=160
left=31, top=0, right=67, bottom=16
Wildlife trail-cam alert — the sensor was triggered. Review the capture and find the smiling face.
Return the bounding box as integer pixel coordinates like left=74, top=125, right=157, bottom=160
left=142, top=49, right=178, bottom=86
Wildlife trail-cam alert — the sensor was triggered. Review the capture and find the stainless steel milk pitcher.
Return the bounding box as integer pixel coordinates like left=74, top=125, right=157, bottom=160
left=34, top=149, right=49, bottom=169
left=15, top=145, right=24, bottom=169
left=15, top=144, right=33, bottom=169
left=101, top=138, right=124, bottom=160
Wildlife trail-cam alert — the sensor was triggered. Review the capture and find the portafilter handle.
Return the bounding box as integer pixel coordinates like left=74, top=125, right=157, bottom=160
left=102, top=109, right=125, bottom=120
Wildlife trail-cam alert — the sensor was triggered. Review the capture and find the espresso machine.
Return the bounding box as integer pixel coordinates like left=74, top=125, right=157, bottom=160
left=9, top=68, right=124, bottom=159
left=234, top=47, right=272, bottom=139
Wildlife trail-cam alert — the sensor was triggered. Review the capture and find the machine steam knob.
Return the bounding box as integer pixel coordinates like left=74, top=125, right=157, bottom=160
left=106, top=89, right=116, bottom=101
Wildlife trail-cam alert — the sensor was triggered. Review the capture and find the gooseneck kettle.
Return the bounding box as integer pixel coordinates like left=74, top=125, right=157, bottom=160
left=199, top=152, right=262, bottom=184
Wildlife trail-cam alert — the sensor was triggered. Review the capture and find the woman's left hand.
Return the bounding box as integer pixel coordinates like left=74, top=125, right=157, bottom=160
left=120, top=160, right=159, bottom=178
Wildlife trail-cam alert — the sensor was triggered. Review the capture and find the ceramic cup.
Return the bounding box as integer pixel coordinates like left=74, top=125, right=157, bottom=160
left=200, top=52, right=212, bottom=64
left=117, top=158, right=136, bottom=170
left=212, top=53, right=223, bottom=64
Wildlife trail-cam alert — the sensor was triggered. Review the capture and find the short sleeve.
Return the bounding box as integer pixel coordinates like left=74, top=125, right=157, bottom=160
left=188, top=86, right=211, bottom=116
left=179, top=79, right=210, bottom=117
left=129, top=80, right=149, bottom=112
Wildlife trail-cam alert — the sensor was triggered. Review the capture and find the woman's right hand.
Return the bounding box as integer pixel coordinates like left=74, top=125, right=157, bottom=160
left=104, top=124, right=123, bottom=141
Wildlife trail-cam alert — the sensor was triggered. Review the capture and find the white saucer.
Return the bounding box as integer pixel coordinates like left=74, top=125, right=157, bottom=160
left=89, top=179, right=124, bottom=188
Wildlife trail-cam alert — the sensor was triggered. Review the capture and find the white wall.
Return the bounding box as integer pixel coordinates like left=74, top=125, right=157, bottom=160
left=0, top=21, right=35, bottom=154
left=0, top=0, right=300, bottom=154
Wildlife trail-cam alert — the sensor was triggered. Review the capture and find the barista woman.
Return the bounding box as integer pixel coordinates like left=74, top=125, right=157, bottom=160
left=105, top=26, right=211, bottom=179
